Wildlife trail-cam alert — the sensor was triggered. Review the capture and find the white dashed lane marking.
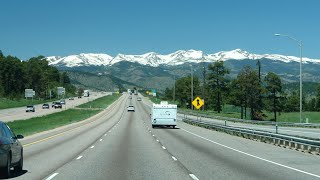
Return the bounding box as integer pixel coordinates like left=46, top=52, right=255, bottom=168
left=90, top=146, right=95, bottom=149
left=76, top=156, right=83, bottom=160
left=45, top=173, right=59, bottom=180
left=162, top=146, right=166, bottom=150
left=171, top=156, right=177, bottom=161
left=189, top=174, right=199, bottom=180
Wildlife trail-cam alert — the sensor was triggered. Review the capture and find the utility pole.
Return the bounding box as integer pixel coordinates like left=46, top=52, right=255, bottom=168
left=190, top=65, right=194, bottom=110
left=202, top=61, right=206, bottom=111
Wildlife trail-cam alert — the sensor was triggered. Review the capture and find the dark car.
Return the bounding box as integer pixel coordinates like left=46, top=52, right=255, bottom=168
left=42, top=103, right=50, bottom=109
left=26, top=105, right=35, bottom=112
left=0, top=121, right=24, bottom=178
left=54, top=102, right=62, bottom=109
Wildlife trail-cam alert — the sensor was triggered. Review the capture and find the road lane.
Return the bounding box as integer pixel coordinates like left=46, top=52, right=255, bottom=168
left=137, top=98, right=320, bottom=180
left=52, top=98, right=192, bottom=180
left=10, top=94, right=126, bottom=180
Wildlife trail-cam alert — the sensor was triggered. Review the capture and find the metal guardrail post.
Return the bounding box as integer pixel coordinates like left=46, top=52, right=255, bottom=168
left=225, top=120, right=227, bottom=126
left=276, top=123, right=278, bottom=134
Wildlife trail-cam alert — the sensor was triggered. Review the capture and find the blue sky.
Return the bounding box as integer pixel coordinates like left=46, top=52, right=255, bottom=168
left=1, top=0, right=319, bottom=60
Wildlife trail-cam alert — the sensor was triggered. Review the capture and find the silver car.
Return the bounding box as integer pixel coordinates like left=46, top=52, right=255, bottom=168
left=127, top=105, right=135, bottom=112
left=26, top=105, right=35, bottom=112
left=0, top=121, right=24, bottom=178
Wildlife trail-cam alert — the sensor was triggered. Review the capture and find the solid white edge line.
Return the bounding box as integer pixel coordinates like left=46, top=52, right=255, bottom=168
left=76, top=156, right=83, bottom=160
left=172, top=156, right=177, bottom=161
left=181, top=128, right=320, bottom=178
left=162, top=146, right=166, bottom=150
left=90, top=146, right=95, bottom=148
left=46, top=173, right=59, bottom=180
left=189, top=174, right=199, bottom=180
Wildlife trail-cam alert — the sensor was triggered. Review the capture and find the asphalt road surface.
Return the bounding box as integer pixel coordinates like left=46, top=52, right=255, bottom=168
left=5, top=94, right=320, bottom=180
left=0, top=92, right=110, bottom=122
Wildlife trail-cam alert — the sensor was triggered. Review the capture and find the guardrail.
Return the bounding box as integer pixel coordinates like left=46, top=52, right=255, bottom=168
left=183, top=118, right=320, bottom=155
left=178, top=110, right=320, bottom=128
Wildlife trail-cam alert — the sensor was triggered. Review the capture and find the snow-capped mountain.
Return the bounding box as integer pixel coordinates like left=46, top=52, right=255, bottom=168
left=46, top=49, right=320, bottom=68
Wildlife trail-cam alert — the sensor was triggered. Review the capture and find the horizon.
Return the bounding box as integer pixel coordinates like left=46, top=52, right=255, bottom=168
left=46, top=48, right=319, bottom=61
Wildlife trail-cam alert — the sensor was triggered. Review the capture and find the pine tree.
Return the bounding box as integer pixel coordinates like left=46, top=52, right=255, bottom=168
left=264, top=72, right=283, bottom=121
left=207, top=61, right=230, bottom=113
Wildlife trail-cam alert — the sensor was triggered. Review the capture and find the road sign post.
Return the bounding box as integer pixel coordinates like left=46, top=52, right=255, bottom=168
left=192, top=97, right=204, bottom=121
left=192, top=97, right=204, bottom=110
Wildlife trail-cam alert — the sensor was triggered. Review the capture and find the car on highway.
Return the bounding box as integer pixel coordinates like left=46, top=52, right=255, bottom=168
left=42, top=103, right=50, bottom=109
left=52, top=102, right=57, bottom=108
left=137, top=97, right=142, bottom=101
left=127, top=105, right=135, bottom=112
left=60, top=99, right=66, bottom=105
left=54, top=102, right=62, bottom=109
left=0, top=121, right=24, bottom=178
left=26, top=105, right=35, bottom=112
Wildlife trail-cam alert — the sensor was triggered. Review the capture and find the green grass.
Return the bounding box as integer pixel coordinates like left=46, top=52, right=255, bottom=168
left=0, top=98, right=59, bottom=109
left=77, top=94, right=120, bottom=109
left=7, top=109, right=100, bottom=136
left=179, top=108, right=242, bottom=119
left=7, top=94, right=121, bottom=136
left=264, top=111, right=320, bottom=123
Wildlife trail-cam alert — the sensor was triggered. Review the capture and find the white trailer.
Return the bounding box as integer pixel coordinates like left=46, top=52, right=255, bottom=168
left=83, top=90, right=90, bottom=97
left=151, top=101, right=177, bottom=128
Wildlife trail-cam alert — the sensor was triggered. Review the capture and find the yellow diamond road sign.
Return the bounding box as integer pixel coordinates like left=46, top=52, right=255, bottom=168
left=192, top=97, right=204, bottom=109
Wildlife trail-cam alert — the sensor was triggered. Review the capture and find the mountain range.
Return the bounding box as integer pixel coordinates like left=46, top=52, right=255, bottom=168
left=46, top=49, right=320, bottom=92
left=47, top=49, right=320, bottom=68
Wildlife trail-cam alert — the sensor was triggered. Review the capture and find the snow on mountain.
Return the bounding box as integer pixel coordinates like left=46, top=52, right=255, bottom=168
left=48, top=53, right=113, bottom=67
left=47, top=49, right=320, bottom=67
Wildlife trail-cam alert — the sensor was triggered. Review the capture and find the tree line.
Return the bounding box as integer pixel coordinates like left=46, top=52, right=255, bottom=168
left=164, top=60, right=320, bottom=121
left=0, top=51, right=75, bottom=99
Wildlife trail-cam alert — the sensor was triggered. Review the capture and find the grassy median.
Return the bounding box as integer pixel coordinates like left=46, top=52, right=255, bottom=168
left=8, top=94, right=120, bottom=136
left=0, top=98, right=59, bottom=109
left=77, top=94, right=120, bottom=109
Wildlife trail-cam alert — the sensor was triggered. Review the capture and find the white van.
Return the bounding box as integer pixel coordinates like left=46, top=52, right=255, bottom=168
left=151, top=101, right=177, bottom=128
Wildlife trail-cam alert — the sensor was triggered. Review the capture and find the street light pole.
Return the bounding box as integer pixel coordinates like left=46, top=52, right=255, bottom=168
left=190, top=65, right=194, bottom=110
left=173, top=73, right=176, bottom=102
left=274, top=33, right=303, bottom=123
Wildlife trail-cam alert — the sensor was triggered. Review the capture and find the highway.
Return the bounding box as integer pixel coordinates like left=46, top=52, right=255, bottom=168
left=5, top=94, right=320, bottom=180
left=181, top=114, right=320, bottom=139
left=0, top=92, right=109, bottom=122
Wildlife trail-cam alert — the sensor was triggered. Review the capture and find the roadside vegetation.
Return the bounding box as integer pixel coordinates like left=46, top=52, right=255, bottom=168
left=0, top=51, right=76, bottom=106
left=7, top=94, right=120, bottom=136
left=152, top=60, right=320, bottom=122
